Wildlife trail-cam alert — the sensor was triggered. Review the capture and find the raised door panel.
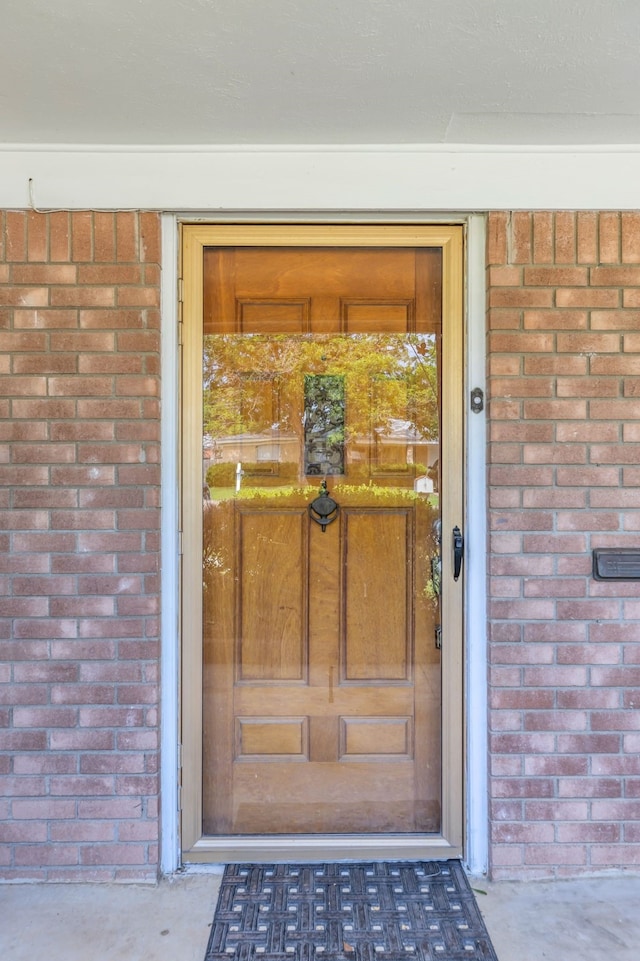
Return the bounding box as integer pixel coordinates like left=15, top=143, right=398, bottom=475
left=343, top=302, right=413, bottom=333
left=236, top=717, right=309, bottom=760
left=239, top=300, right=310, bottom=334
left=237, top=509, right=308, bottom=682
left=342, top=509, right=412, bottom=683
left=340, top=717, right=414, bottom=760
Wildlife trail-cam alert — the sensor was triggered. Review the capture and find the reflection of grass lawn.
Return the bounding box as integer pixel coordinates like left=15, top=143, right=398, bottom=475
left=208, top=485, right=313, bottom=502
left=207, top=485, right=439, bottom=509
left=209, top=487, right=237, bottom=501
left=208, top=486, right=315, bottom=501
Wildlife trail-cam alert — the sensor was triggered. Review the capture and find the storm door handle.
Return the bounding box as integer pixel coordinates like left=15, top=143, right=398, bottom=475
left=452, top=526, right=464, bottom=581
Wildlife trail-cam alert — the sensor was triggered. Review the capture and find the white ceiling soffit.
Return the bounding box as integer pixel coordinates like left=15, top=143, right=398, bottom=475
left=2, top=0, right=640, bottom=147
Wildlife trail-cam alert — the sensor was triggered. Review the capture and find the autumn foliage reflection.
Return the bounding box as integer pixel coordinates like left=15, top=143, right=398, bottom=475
left=203, top=332, right=439, bottom=492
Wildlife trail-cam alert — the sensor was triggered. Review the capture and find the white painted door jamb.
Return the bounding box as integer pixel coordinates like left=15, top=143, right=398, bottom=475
left=159, top=212, right=489, bottom=875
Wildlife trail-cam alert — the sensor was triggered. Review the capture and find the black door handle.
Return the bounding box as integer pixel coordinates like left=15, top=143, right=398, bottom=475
left=453, top=526, right=464, bottom=581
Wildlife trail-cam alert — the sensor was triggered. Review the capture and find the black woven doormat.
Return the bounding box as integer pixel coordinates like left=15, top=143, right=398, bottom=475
left=204, top=861, right=499, bottom=961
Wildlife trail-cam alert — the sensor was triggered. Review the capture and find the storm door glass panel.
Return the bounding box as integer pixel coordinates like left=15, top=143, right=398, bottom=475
left=201, top=245, right=442, bottom=836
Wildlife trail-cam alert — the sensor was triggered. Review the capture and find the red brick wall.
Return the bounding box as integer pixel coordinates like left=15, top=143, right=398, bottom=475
left=3, top=208, right=639, bottom=882
left=487, top=211, right=640, bottom=879
left=0, top=211, right=161, bottom=881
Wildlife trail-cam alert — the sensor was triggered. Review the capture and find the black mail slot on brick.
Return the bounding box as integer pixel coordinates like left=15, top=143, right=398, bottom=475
left=592, top=549, right=640, bottom=580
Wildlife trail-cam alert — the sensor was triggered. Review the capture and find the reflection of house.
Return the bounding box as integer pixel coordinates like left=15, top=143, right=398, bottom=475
left=204, top=422, right=439, bottom=487
left=371, top=417, right=439, bottom=471
left=203, top=429, right=299, bottom=479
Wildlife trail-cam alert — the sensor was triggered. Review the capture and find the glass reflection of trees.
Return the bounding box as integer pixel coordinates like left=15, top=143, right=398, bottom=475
left=203, top=333, right=439, bottom=469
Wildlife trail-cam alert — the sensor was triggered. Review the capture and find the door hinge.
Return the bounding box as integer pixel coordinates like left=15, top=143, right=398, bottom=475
left=177, top=278, right=184, bottom=326
left=434, top=624, right=442, bottom=650
left=178, top=531, right=184, bottom=556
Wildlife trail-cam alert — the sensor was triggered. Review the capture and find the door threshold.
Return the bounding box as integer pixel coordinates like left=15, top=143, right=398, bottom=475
left=183, top=834, right=462, bottom=864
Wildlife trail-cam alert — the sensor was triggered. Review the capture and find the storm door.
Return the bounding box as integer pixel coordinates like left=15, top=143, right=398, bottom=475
left=181, top=225, right=464, bottom=862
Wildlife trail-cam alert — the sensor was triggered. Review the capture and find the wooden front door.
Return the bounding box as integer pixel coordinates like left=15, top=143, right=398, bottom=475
left=181, top=225, right=464, bottom=861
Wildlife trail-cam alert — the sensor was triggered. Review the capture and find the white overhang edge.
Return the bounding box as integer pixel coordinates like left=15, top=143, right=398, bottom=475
left=1, top=144, right=640, bottom=210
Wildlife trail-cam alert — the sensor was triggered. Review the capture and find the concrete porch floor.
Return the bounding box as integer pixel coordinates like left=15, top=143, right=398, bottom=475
left=2, top=869, right=640, bottom=960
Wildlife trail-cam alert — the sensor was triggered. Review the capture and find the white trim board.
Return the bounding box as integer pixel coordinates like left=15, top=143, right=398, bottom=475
left=464, top=215, right=489, bottom=876
left=2, top=145, right=640, bottom=210
left=159, top=214, right=181, bottom=875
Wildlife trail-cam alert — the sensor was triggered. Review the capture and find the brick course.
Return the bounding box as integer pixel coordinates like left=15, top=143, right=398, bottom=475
left=487, top=211, right=640, bottom=879
left=0, top=211, right=160, bottom=881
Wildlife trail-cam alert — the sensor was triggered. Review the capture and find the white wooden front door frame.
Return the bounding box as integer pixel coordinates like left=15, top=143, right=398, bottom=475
left=160, top=212, right=488, bottom=875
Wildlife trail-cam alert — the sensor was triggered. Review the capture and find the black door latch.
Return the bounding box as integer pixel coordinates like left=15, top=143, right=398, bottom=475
left=453, top=526, right=464, bottom=581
